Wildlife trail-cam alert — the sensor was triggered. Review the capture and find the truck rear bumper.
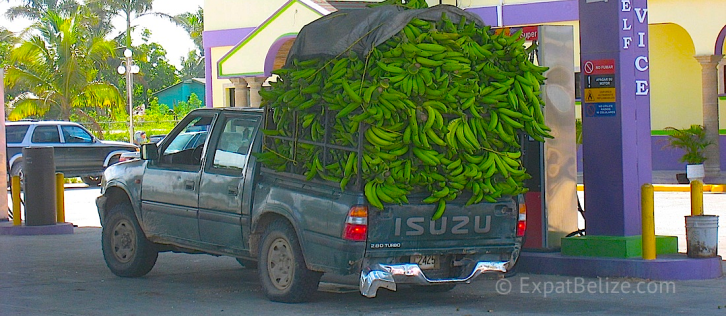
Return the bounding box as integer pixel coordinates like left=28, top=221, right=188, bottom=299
left=359, top=260, right=508, bottom=298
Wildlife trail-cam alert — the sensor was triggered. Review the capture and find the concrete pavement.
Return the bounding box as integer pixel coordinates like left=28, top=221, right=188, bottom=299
left=1, top=179, right=725, bottom=314
left=0, top=227, right=725, bottom=315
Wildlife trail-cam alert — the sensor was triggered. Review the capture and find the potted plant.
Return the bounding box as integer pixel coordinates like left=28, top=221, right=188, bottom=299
left=664, top=125, right=713, bottom=182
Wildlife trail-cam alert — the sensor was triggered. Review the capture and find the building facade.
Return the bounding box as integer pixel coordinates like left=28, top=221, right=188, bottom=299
left=202, top=0, right=726, bottom=172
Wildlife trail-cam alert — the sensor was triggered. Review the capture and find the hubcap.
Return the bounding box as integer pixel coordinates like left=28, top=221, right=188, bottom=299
left=267, top=238, right=294, bottom=290
left=111, top=219, right=136, bottom=263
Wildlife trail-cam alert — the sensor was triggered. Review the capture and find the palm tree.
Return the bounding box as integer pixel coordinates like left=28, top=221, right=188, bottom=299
left=3, top=0, right=80, bottom=21
left=3, top=8, right=123, bottom=137
left=174, top=7, right=204, bottom=80
left=0, top=26, right=18, bottom=62
left=173, top=6, right=203, bottom=54
left=87, top=0, right=171, bottom=49
left=179, top=50, right=204, bottom=80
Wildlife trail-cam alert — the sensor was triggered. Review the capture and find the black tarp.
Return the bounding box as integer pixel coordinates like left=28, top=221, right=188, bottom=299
left=285, top=4, right=485, bottom=66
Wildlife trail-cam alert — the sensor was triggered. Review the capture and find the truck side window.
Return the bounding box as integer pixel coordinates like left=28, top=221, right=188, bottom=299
left=160, top=115, right=212, bottom=166
left=210, top=117, right=257, bottom=171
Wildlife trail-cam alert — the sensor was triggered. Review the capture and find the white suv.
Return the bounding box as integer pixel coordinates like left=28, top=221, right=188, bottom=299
left=6, top=120, right=138, bottom=186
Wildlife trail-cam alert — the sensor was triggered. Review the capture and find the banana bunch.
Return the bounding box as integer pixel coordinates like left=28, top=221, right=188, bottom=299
left=258, top=2, right=551, bottom=220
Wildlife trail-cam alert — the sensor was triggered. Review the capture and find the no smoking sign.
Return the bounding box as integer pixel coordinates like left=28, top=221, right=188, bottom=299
left=583, top=59, right=615, bottom=75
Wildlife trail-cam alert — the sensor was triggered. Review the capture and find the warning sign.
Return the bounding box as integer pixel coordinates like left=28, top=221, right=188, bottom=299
left=586, top=75, right=615, bottom=88
left=584, top=103, right=617, bottom=117
left=584, top=88, right=616, bottom=103
left=583, top=59, right=615, bottom=75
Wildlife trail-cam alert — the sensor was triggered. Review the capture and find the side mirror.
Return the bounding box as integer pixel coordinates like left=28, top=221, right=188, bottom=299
left=140, top=143, right=159, bottom=160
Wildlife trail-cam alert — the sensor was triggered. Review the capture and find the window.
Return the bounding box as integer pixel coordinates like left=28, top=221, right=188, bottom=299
left=31, top=126, right=61, bottom=143
left=228, top=88, right=236, bottom=107
left=211, top=117, right=258, bottom=171
left=6, top=125, right=29, bottom=143
left=61, top=125, right=93, bottom=143
left=160, top=115, right=213, bottom=166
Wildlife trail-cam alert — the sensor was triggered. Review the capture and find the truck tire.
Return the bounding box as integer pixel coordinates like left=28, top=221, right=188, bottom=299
left=258, top=220, right=322, bottom=303
left=102, top=203, right=158, bottom=277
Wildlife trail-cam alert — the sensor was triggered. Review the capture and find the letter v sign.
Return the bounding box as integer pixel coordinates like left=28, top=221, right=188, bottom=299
left=635, top=8, right=648, bottom=23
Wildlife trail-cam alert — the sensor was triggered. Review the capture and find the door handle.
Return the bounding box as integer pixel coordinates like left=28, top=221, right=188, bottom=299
left=185, top=180, right=195, bottom=191
left=228, top=185, right=239, bottom=196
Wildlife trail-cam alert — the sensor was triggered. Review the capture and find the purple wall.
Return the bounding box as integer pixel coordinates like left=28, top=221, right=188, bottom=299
left=577, top=135, right=726, bottom=172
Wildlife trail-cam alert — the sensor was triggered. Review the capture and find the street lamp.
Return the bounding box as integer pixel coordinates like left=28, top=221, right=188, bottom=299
left=117, top=49, right=140, bottom=144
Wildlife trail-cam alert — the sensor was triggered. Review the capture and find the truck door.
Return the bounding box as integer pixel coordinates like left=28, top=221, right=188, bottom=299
left=198, top=113, right=260, bottom=251
left=140, top=112, right=214, bottom=243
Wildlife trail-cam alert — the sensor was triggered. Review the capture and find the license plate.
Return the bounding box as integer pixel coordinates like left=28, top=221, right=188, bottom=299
left=410, top=255, right=439, bottom=270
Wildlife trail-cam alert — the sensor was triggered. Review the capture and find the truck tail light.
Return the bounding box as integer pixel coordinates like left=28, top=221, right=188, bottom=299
left=517, top=198, right=527, bottom=237
left=343, top=205, right=367, bottom=241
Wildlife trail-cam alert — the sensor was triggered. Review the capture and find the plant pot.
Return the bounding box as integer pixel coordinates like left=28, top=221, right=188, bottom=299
left=675, top=173, right=689, bottom=184
left=686, top=164, right=705, bottom=182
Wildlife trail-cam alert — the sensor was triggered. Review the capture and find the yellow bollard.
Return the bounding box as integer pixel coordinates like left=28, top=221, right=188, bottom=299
left=56, top=173, right=65, bottom=223
left=641, top=183, right=656, bottom=260
left=11, top=176, right=21, bottom=226
left=690, top=180, right=704, bottom=216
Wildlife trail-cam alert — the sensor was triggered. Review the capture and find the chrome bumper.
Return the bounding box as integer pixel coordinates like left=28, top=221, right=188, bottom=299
left=359, top=261, right=508, bottom=298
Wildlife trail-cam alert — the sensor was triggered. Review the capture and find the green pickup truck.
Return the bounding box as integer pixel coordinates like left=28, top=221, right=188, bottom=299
left=96, top=107, right=525, bottom=302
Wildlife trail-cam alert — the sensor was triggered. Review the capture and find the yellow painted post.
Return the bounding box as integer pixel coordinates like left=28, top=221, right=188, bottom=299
left=56, top=173, right=65, bottom=223
left=641, top=183, right=656, bottom=260
left=690, top=180, right=704, bottom=216
left=11, top=176, right=21, bottom=226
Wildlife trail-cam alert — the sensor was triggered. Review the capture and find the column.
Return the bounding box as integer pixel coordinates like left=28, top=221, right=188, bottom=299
left=230, top=78, right=249, bottom=108
left=695, top=55, right=724, bottom=177
left=247, top=77, right=265, bottom=108
left=578, top=0, right=652, bottom=236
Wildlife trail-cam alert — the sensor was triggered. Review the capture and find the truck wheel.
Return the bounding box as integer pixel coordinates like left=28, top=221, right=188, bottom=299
left=258, top=220, right=322, bottom=303
left=81, top=176, right=101, bottom=186
left=102, top=203, right=158, bottom=277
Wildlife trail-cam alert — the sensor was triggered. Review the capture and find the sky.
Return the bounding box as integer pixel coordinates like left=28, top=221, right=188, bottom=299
left=0, top=0, right=204, bottom=69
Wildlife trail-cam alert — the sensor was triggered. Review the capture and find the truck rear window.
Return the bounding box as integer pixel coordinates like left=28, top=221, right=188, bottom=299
left=6, top=125, right=29, bottom=143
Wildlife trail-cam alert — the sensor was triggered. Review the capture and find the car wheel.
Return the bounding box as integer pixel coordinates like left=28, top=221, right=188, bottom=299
left=258, top=220, right=322, bottom=303
left=81, top=176, right=102, bottom=186
left=236, top=258, right=258, bottom=269
left=9, top=163, right=24, bottom=190
left=102, top=203, right=158, bottom=277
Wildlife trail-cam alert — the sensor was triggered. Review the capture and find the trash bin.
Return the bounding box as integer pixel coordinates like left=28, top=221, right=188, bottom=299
left=23, top=147, right=57, bottom=226
left=685, top=215, right=719, bottom=258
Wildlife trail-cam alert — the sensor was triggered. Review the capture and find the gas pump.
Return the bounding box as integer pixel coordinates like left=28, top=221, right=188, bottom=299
left=512, top=25, right=579, bottom=250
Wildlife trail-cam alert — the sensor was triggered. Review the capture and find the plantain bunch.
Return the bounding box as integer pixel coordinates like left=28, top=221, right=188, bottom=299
left=257, top=9, right=552, bottom=220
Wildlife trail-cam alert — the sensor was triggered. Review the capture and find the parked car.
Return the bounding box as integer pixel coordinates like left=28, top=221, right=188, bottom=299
left=6, top=120, right=138, bottom=186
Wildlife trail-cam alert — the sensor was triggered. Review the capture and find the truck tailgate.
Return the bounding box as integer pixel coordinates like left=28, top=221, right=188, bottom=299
left=366, top=195, right=519, bottom=257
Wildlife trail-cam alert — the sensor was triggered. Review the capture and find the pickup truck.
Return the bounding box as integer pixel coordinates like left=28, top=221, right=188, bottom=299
left=96, top=107, right=525, bottom=302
